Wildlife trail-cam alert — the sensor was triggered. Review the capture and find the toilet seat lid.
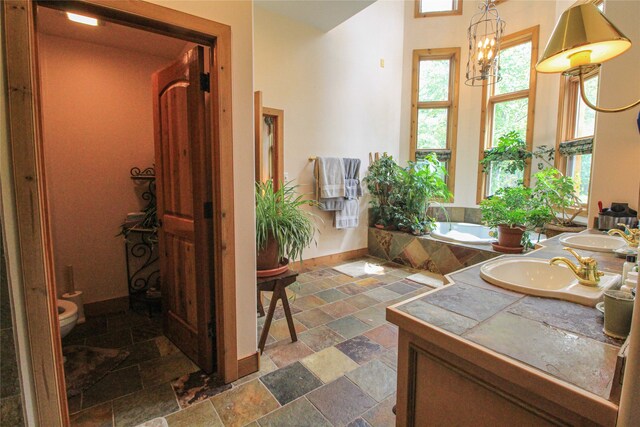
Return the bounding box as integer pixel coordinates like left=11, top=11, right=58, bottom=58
left=57, top=299, right=78, bottom=320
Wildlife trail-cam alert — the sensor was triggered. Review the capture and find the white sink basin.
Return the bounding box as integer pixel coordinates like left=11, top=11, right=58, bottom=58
left=480, top=258, right=620, bottom=306
left=558, top=234, right=627, bottom=252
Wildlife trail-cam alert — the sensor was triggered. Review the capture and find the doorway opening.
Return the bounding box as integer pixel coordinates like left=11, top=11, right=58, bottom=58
left=2, top=1, right=237, bottom=424
left=35, top=5, right=220, bottom=421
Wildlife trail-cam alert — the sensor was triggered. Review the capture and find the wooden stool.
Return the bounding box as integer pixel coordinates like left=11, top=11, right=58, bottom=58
left=257, top=270, right=298, bottom=353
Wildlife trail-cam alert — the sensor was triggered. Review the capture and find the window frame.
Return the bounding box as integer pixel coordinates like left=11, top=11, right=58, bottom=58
left=410, top=47, right=460, bottom=199
left=414, top=0, right=463, bottom=18
left=554, top=69, right=599, bottom=210
left=476, top=25, right=539, bottom=203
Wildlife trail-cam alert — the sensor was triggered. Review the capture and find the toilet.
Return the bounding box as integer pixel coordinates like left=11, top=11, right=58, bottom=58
left=58, top=300, right=78, bottom=338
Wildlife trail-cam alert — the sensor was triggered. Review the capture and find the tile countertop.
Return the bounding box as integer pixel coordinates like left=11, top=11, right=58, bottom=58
left=388, top=229, right=628, bottom=401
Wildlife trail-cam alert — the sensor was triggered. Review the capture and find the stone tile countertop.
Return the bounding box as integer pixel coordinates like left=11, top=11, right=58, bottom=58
left=389, top=229, right=628, bottom=401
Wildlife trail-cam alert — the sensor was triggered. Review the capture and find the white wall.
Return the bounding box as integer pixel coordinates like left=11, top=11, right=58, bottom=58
left=38, top=33, right=171, bottom=304
left=588, top=0, right=640, bottom=219
left=400, top=0, right=560, bottom=207
left=254, top=0, right=405, bottom=259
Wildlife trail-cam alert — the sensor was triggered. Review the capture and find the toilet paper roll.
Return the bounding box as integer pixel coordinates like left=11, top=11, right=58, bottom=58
left=62, top=291, right=86, bottom=324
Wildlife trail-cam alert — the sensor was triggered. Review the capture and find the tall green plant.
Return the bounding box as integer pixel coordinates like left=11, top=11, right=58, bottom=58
left=533, top=168, right=583, bottom=226
left=364, top=155, right=403, bottom=227
left=365, top=155, right=402, bottom=205
left=365, top=154, right=450, bottom=234
left=480, top=131, right=554, bottom=179
left=395, top=155, right=452, bottom=234
left=480, top=131, right=529, bottom=174
left=255, top=180, right=317, bottom=262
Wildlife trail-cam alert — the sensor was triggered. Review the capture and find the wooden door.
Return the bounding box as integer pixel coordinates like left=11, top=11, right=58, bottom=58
left=153, top=46, right=215, bottom=373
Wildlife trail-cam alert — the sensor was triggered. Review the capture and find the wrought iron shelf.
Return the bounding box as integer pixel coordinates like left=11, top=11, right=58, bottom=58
left=130, top=166, right=156, bottom=180
left=124, top=165, right=160, bottom=315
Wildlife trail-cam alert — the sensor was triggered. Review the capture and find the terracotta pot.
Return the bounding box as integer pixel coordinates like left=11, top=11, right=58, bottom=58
left=497, top=224, right=526, bottom=248
left=257, top=258, right=289, bottom=278
left=256, top=234, right=280, bottom=271
left=544, top=223, right=587, bottom=238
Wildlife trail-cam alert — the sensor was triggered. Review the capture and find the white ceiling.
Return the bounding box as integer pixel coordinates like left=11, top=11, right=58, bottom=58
left=36, top=6, right=189, bottom=59
left=255, top=0, right=378, bottom=32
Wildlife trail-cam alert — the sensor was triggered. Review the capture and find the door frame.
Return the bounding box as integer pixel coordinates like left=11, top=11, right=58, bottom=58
left=1, top=1, right=238, bottom=424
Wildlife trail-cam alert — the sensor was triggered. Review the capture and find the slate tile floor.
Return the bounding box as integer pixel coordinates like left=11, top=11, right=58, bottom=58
left=67, top=256, right=441, bottom=426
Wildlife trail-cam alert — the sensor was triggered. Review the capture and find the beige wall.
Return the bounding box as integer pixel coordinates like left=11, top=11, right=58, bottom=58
left=588, top=0, right=640, bottom=219
left=254, top=0, right=405, bottom=260
left=38, top=33, right=171, bottom=304
left=400, top=0, right=560, bottom=207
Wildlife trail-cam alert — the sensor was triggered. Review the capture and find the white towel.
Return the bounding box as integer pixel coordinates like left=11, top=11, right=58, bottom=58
left=315, top=157, right=345, bottom=199
left=335, top=199, right=359, bottom=229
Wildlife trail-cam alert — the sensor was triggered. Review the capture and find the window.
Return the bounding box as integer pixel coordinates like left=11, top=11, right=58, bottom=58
left=555, top=72, right=599, bottom=205
left=415, top=0, right=462, bottom=17
left=410, top=48, right=460, bottom=198
left=553, top=0, right=602, bottom=207
left=477, top=26, right=539, bottom=201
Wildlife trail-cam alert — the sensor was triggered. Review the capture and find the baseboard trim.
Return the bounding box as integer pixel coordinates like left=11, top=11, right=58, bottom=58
left=290, top=248, right=368, bottom=271
left=238, top=352, right=259, bottom=378
left=84, top=296, right=129, bottom=317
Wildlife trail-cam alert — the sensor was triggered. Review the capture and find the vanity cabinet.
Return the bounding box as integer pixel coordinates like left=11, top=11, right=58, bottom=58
left=388, top=230, right=626, bottom=426
left=392, top=324, right=617, bottom=426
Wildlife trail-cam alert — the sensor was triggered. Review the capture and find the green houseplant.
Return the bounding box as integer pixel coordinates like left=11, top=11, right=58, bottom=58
left=480, top=131, right=555, bottom=175
left=533, top=168, right=586, bottom=237
left=479, top=131, right=530, bottom=175
left=365, top=154, right=451, bottom=235
left=480, top=185, right=551, bottom=252
left=255, top=180, right=317, bottom=274
left=364, top=154, right=403, bottom=229
left=394, top=155, right=452, bottom=235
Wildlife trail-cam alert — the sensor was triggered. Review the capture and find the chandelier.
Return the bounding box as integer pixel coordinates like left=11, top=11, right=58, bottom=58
left=466, top=0, right=506, bottom=86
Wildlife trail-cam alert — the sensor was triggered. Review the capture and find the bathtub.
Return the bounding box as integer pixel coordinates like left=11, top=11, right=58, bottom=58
left=431, top=222, right=495, bottom=245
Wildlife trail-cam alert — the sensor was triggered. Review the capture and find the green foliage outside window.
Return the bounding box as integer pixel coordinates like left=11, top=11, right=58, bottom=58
left=494, top=42, right=531, bottom=95
left=419, top=59, right=449, bottom=102
left=417, top=109, right=448, bottom=149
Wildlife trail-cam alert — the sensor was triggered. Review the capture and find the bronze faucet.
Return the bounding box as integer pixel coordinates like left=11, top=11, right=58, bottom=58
left=608, top=224, right=640, bottom=248
left=550, top=247, right=604, bottom=287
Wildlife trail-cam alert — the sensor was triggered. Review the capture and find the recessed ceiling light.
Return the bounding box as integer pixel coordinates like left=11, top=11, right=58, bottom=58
left=66, top=12, right=99, bottom=26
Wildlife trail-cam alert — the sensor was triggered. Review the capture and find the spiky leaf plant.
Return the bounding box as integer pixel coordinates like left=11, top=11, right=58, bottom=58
left=255, top=180, right=317, bottom=263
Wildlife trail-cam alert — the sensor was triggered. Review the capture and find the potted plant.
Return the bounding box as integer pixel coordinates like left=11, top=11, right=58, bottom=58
left=394, top=155, right=452, bottom=235
left=480, top=131, right=555, bottom=175
left=480, top=185, right=551, bottom=253
left=479, top=131, right=530, bottom=176
left=533, top=168, right=586, bottom=237
left=255, top=180, right=317, bottom=276
left=364, top=154, right=402, bottom=229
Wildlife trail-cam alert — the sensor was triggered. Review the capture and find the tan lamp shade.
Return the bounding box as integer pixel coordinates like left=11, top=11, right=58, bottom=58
left=536, top=1, right=631, bottom=74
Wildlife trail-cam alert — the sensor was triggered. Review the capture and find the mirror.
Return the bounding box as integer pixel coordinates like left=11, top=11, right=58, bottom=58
left=254, top=91, right=284, bottom=189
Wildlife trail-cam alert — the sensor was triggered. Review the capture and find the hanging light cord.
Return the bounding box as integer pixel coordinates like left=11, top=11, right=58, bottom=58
left=579, top=66, right=640, bottom=113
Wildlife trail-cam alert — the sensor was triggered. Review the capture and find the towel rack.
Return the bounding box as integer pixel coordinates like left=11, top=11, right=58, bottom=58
left=309, top=153, right=385, bottom=163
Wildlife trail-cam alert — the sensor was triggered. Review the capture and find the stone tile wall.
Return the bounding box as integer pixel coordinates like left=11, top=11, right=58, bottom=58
left=0, top=227, right=25, bottom=426
left=426, top=206, right=483, bottom=224
left=368, top=227, right=500, bottom=275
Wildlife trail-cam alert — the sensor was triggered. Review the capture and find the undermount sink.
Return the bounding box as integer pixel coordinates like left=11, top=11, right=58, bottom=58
left=558, top=234, right=627, bottom=252
left=480, top=258, right=620, bottom=306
